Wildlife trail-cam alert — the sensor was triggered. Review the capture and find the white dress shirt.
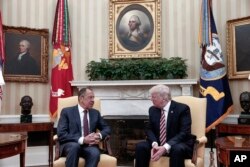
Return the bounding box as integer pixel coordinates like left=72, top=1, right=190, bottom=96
left=152, top=101, right=172, bottom=153
left=77, top=104, right=89, bottom=144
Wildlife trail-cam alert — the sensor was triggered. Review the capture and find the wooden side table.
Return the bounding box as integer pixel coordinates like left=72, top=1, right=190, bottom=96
left=215, top=136, right=250, bottom=167
left=0, top=133, right=27, bottom=167
left=216, top=123, right=250, bottom=137
left=215, top=123, right=250, bottom=167
left=0, top=122, right=54, bottom=167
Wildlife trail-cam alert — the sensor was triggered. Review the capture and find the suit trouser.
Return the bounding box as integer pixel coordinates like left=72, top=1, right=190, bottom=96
left=61, top=142, right=100, bottom=167
left=135, top=141, right=193, bottom=167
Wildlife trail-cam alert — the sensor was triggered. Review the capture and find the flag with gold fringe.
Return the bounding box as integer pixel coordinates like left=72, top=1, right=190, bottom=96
left=50, top=0, right=73, bottom=119
left=0, top=11, right=5, bottom=112
left=199, top=0, right=233, bottom=132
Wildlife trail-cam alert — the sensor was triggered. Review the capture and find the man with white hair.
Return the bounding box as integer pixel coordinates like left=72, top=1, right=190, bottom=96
left=135, top=84, right=196, bottom=167
left=121, top=15, right=148, bottom=51
left=5, top=39, right=39, bottom=75
left=127, top=15, right=144, bottom=44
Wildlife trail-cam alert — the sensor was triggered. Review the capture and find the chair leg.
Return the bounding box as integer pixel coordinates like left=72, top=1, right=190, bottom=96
left=209, top=150, right=216, bottom=167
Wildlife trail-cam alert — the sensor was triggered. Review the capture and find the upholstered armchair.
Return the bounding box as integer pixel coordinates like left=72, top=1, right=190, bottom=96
left=149, top=96, right=207, bottom=167
left=53, top=96, right=117, bottom=167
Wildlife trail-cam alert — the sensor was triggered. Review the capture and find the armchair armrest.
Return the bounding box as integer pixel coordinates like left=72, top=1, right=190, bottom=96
left=191, top=136, right=207, bottom=165
left=53, top=134, right=60, bottom=161
left=102, top=135, right=113, bottom=156
left=196, top=136, right=207, bottom=144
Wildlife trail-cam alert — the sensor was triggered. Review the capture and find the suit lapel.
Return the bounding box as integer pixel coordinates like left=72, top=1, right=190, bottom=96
left=72, top=105, right=82, bottom=133
left=167, top=101, right=176, bottom=128
left=88, top=109, right=94, bottom=132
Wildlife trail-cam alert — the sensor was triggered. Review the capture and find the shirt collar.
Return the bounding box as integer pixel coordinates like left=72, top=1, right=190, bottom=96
left=163, top=100, right=171, bottom=112
left=78, top=104, right=85, bottom=113
left=18, top=52, right=27, bottom=60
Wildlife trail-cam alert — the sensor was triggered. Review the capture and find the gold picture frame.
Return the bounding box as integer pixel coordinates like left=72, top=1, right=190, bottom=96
left=227, top=16, right=250, bottom=79
left=109, top=0, right=161, bottom=59
left=3, top=25, right=49, bottom=82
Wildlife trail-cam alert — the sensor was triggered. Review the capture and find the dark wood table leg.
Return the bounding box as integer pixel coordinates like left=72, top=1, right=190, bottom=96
left=216, top=153, right=220, bottom=167
left=49, top=127, right=53, bottom=167
left=20, top=151, right=25, bottom=167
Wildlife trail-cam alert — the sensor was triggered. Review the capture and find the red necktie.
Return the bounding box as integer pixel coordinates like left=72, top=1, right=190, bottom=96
left=83, top=110, right=89, bottom=136
left=160, top=109, right=166, bottom=145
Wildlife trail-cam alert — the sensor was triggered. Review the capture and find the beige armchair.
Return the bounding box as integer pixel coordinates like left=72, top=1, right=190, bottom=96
left=53, top=96, right=117, bottom=167
left=149, top=96, right=207, bottom=167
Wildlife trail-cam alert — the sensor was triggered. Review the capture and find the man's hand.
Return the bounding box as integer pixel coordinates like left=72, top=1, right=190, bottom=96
left=83, top=133, right=100, bottom=145
left=151, top=145, right=167, bottom=161
left=93, top=132, right=101, bottom=143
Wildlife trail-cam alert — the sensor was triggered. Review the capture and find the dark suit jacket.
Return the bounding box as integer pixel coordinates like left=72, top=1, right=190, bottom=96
left=5, top=52, right=39, bottom=75
left=146, top=100, right=196, bottom=148
left=57, top=105, right=111, bottom=154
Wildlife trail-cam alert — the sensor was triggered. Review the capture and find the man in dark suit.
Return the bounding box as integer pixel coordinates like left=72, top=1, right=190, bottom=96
left=135, top=84, right=196, bottom=167
left=57, top=87, right=111, bottom=167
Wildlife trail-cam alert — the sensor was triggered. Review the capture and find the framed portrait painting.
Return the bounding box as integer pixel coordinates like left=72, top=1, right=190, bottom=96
left=109, top=0, right=161, bottom=59
left=227, top=16, right=250, bottom=79
left=3, top=26, right=49, bottom=82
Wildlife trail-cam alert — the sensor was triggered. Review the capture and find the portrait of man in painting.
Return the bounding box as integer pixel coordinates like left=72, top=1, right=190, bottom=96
left=4, top=33, right=41, bottom=76
left=116, top=4, right=154, bottom=51
left=235, top=23, right=250, bottom=72
left=227, top=16, right=250, bottom=79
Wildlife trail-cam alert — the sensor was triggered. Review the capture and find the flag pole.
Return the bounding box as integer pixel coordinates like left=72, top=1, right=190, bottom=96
left=208, top=129, right=215, bottom=167
left=0, top=11, right=6, bottom=114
